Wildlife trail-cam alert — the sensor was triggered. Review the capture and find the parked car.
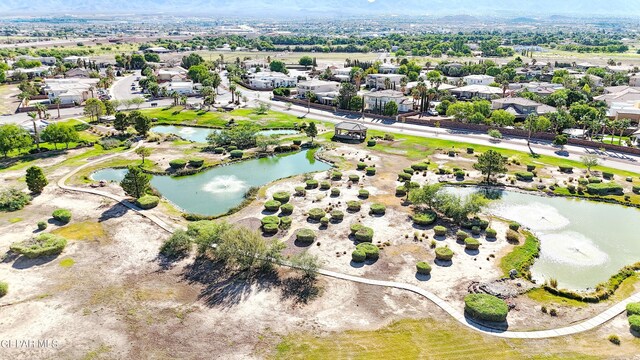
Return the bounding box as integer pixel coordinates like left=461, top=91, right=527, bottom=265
left=427, top=109, right=439, bottom=116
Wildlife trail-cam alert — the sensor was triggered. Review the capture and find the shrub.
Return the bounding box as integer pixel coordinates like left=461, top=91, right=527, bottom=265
left=227, top=146, right=238, bottom=151
left=264, top=200, right=282, bottom=212
left=214, top=147, right=225, bottom=154
left=52, top=209, right=72, bottom=224
left=588, top=177, right=602, bottom=183
left=454, top=170, right=465, bottom=178
left=355, top=227, right=374, bottom=242
left=169, top=159, right=187, bottom=169
left=526, top=164, right=536, bottom=171
left=465, top=237, right=481, bottom=250
left=464, top=294, right=509, bottom=322
left=398, top=172, right=412, bottom=181
left=603, top=172, right=613, bottom=180
left=280, top=203, right=294, bottom=215
left=411, top=162, right=429, bottom=171
left=578, top=178, right=589, bottom=185
left=608, top=334, right=621, bottom=345
left=434, top=225, right=447, bottom=236
left=331, top=210, right=344, bottom=222
left=633, top=186, right=640, bottom=194
left=136, top=195, right=160, bottom=209
left=229, top=149, right=243, bottom=158
left=0, top=188, right=30, bottom=212
left=37, top=221, right=47, bottom=231
left=471, top=226, right=481, bottom=235
left=435, top=246, right=454, bottom=261
left=416, top=261, right=432, bottom=275
left=586, top=183, right=623, bottom=196
left=10, top=233, right=67, bottom=258
left=467, top=148, right=474, bottom=154
left=352, top=249, right=366, bottom=262
left=347, top=201, right=361, bottom=212
left=261, top=215, right=280, bottom=227
left=320, top=181, right=331, bottom=190
left=629, top=315, right=640, bottom=332
left=331, top=188, right=341, bottom=197
left=273, top=191, right=291, bottom=203
left=508, top=222, right=521, bottom=231
left=0, top=282, right=7, bottom=297
left=626, top=302, right=640, bottom=316
left=461, top=217, right=490, bottom=230
left=357, top=162, right=367, bottom=170
left=355, top=242, right=379, bottom=259
left=411, top=210, right=437, bottom=227
left=293, top=139, right=302, bottom=145
left=395, top=186, right=407, bottom=197
left=349, top=174, right=361, bottom=182
left=306, top=179, right=319, bottom=189
left=558, top=165, right=573, bottom=173
left=350, top=223, right=363, bottom=235
left=159, top=230, right=192, bottom=258
left=280, top=216, right=292, bottom=229
left=485, top=228, right=497, bottom=238
left=515, top=171, right=534, bottom=181
left=308, top=208, right=326, bottom=221
left=506, top=229, right=520, bottom=243
left=320, top=216, right=330, bottom=226
left=331, top=171, right=342, bottom=180
left=366, top=167, right=376, bottom=176
left=403, top=168, right=415, bottom=174
left=370, top=203, right=386, bottom=215
left=188, top=158, right=204, bottom=168
left=296, top=228, right=316, bottom=244
left=358, top=189, right=370, bottom=199
left=294, top=186, right=306, bottom=196
left=456, top=230, right=469, bottom=242
left=367, top=139, right=376, bottom=147
left=263, top=223, right=279, bottom=234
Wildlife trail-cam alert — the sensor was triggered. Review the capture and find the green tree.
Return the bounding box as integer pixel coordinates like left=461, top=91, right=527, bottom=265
left=523, top=114, right=551, bottom=152
left=129, top=111, right=151, bottom=137
left=473, top=149, right=507, bottom=183
left=120, top=165, right=150, bottom=198
left=0, top=124, right=32, bottom=157
left=41, top=123, right=76, bottom=150
left=83, top=98, right=105, bottom=122
left=269, top=60, right=288, bottom=74
left=25, top=166, right=48, bottom=194
left=135, top=146, right=152, bottom=164
left=103, top=99, right=118, bottom=115
left=489, top=109, right=515, bottom=127
left=408, top=183, right=443, bottom=210
left=305, top=122, right=318, bottom=144
left=337, top=82, right=357, bottom=110
left=383, top=101, right=398, bottom=116
left=27, top=112, right=40, bottom=152
left=581, top=154, right=600, bottom=173
left=52, top=98, right=61, bottom=119
left=181, top=53, right=204, bottom=69
left=144, top=53, right=160, bottom=62
left=187, top=64, right=210, bottom=83
left=114, top=112, right=129, bottom=132
left=298, top=56, right=313, bottom=69
left=446, top=102, right=474, bottom=122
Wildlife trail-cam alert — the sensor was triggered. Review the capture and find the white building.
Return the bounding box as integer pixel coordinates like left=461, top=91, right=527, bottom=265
left=297, top=80, right=340, bottom=98
left=161, top=81, right=195, bottom=95
left=366, top=74, right=405, bottom=90
left=462, top=74, right=495, bottom=86
left=450, top=84, right=503, bottom=100
left=332, top=67, right=352, bottom=82
left=44, top=78, right=99, bottom=104
left=157, top=67, right=188, bottom=82
left=145, top=47, right=171, bottom=53
left=378, top=63, right=400, bottom=74
left=16, top=55, right=56, bottom=66
left=63, top=56, right=90, bottom=64
left=247, top=71, right=297, bottom=89
left=363, top=90, right=413, bottom=113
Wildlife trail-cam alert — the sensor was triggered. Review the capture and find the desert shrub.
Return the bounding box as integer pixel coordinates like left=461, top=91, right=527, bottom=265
left=629, top=315, right=640, bottom=332
left=608, top=334, right=621, bottom=345
left=52, top=209, right=72, bottom=224
left=331, top=171, right=342, bottom=180
left=294, top=186, right=306, bottom=196
left=229, top=149, right=243, bottom=158
left=633, top=186, right=640, bottom=194
left=395, top=186, right=407, bottom=197
left=403, top=168, right=414, bottom=174
left=471, top=226, right=481, bottom=235
left=349, top=174, right=361, bottom=182
left=433, top=225, right=447, bottom=236
left=352, top=249, right=366, bottom=262
left=37, top=221, right=47, bottom=230
left=454, top=170, right=465, bottom=178
left=306, top=179, right=319, bottom=189
left=188, top=158, right=204, bottom=167
left=358, top=189, right=370, bottom=199
left=586, top=183, right=623, bottom=196
left=261, top=215, right=280, bottom=227
left=464, top=294, right=509, bottom=322
left=467, top=148, right=474, bottom=154
left=264, top=200, right=282, bottom=212
left=515, top=171, right=534, bottom=181
left=626, top=302, right=640, bottom=316
left=308, top=208, right=326, bottom=221
left=367, top=139, right=376, bottom=147
left=159, top=230, right=192, bottom=258
left=227, top=146, right=238, bottom=151
left=416, top=261, right=432, bottom=275
left=464, top=237, right=481, bottom=250
left=567, top=184, right=576, bottom=193
left=355, top=227, right=374, bottom=242
left=384, top=133, right=395, bottom=141
left=578, top=178, right=589, bottom=185
left=280, top=203, right=294, bottom=215
left=273, top=191, right=291, bottom=203
left=350, top=223, right=363, bottom=235
left=461, top=217, right=490, bottom=230
left=357, top=162, right=367, bottom=170
left=10, top=233, right=67, bottom=258
left=485, top=228, right=497, bottom=238
left=365, top=167, right=376, bottom=176
left=263, top=223, right=279, bottom=234
left=411, top=162, right=429, bottom=171
left=456, top=230, right=469, bottom=242
left=435, top=246, right=454, bottom=261
left=603, top=172, right=613, bottom=180
left=136, top=195, right=160, bottom=209
left=331, top=188, right=340, bottom=197
left=588, top=177, right=602, bottom=183
left=370, top=203, right=386, bottom=215
left=526, top=164, right=536, bottom=171
left=0, top=188, right=30, bottom=212
left=506, top=229, right=520, bottom=243
left=293, top=139, right=302, bottom=145
left=320, top=181, right=331, bottom=190
left=398, top=172, right=412, bottom=181
left=99, top=138, right=121, bottom=149
left=508, top=222, right=520, bottom=230
left=412, top=210, right=437, bottom=226
left=169, top=159, right=187, bottom=169
left=214, top=147, right=225, bottom=154
left=280, top=216, right=292, bottom=229
left=356, top=242, right=379, bottom=259
left=320, top=216, right=329, bottom=226
left=296, top=228, right=316, bottom=244
left=347, top=201, right=362, bottom=212
left=331, top=210, right=344, bottom=222
left=558, top=165, right=573, bottom=173
left=0, top=282, right=7, bottom=297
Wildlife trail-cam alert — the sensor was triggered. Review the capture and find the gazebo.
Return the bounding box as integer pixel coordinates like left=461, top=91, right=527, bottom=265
left=334, top=122, right=368, bottom=142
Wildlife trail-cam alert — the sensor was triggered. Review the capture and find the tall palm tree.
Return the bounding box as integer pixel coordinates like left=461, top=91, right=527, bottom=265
left=352, top=68, right=363, bottom=90
left=34, top=103, right=47, bottom=119
left=618, top=118, right=631, bottom=145
left=180, top=95, right=187, bottom=106
left=229, top=83, right=237, bottom=103
left=305, top=90, right=313, bottom=114
left=52, top=98, right=61, bottom=118
left=27, top=111, right=40, bottom=152
left=171, top=91, right=179, bottom=106
left=383, top=77, right=392, bottom=90
left=235, top=90, right=242, bottom=104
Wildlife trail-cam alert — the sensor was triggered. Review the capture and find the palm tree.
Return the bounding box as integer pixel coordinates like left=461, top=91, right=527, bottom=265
left=180, top=95, right=187, bottom=106
left=383, top=77, right=392, bottom=90
left=501, top=81, right=510, bottom=98
left=352, top=68, right=363, bottom=90
left=52, top=98, right=61, bottom=118
left=235, top=90, right=242, bottom=104
left=305, top=90, right=313, bottom=114
left=618, top=118, right=631, bottom=145
left=229, top=83, right=237, bottom=103
left=34, top=103, right=47, bottom=119
left=411, top=88, right=420, bottom=110
left=171, top=91, right=179, bottom=106
left=27, top=111, right=40, bottom=152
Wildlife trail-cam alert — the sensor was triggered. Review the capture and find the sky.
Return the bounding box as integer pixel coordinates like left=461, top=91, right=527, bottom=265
left=1, top=0, right=639, bottom=17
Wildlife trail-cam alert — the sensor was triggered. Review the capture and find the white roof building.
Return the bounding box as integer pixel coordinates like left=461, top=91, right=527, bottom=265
left=44, top=78, right=99, bottom=104
left=463, top=74, right=495, bottom=86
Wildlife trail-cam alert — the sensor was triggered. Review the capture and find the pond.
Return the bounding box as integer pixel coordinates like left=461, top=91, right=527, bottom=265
left=448, top=187, right=640, bottom=290
left=91, top=150, right=331, bottom=216
left=150, top=125, right=299, bottom=143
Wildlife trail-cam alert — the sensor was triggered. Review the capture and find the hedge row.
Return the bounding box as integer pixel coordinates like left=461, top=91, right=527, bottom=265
left=464, top=294, right=509, bottom=322
left=136, top=195, right=160, bottom=209
left=10, top=233, right=67, bottom=258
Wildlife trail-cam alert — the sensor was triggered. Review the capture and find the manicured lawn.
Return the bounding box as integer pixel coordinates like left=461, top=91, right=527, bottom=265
left=499, top=232, right=540, bottom=278
left=525, top=288, right=588, bottom=308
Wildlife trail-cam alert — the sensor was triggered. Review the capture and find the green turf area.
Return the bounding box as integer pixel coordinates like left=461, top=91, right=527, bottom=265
left=499, top=232, right=540, bottom=278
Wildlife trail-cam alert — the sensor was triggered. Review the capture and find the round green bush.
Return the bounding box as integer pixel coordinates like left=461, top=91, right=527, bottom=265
left=526, top=164, right=536, bottom=171
left=52, top=209, right=72, bottom=224
left=293, top=140, right=302, bottom=145
left=169, top=159, right=187, bottom=169
left=294, top=186, right=306, bottom=196
left=0, top=281, right=7, bottom=297
left=136, top=195, right=160, bottom=210
left=471, top=226, right=481, bottom=235
left=626, top=302, right=640, bottom=316
left=629, top=314, right=640, bottom=332
left=261, top=215, right=280, bottom=226
left=366, top=167, right=376, bottom=176
left=159, top=230, right=192, bottom=258
left=370, top=203, right=386, bottom=215
left=331, top=210, right=344, bottom=222
left=350, top=223, right=363, bottom=235
left=273, top=191, right=291, bottom=203
left=395, top=186, right=407, bottom=197
left=349, top=174, right=360, bottom=182
left=367, top=139, right=376, bottom=147
left=464, top=237, right=481, bottom=250
left=456, top=230, right=469, bottom=242
left=358, top=189, right=370, bottom=199
left=515, top=171, right=534, bottom=181
left=331, top=188, right=340, bottom=197
left=435, top=246, right=454, bottom=261
left=352, top=249, right=366, bottom=262
left=280, top=203, right=294, bottom=215
left=280, top=216, right=292, bottom=229
left=633, top=186, right=640, bottom=194
left=464, top=294, right=509, bottom=322
left=411, top=162, right=429, bottom=171
left=506, top=229, right=520, bottom=243
left=214, top=147, right=225, bottom=154
left=264, top=200, right=282, bottom=212
left=454, top=170, right=465, bottom=178
left=357, top=162, right=367, bottom=170
left=308, top=208, right=326, bottom=221
left=403, top=168, right=414, bottom=174
left=229, top=150, right=243, bottom=158
left=320, top=181, right=331, bottom=190
left=355, top=226, right=374, bottom=242
left=306, top=179, right=319, bottom=189
left=412, top=211, right=437, bottom=226
left=227, top=145, right=238, bottom=151
left=320, top=216, right=329, bottom=226
left=578, top=178, right=589, bottom=185
left=508, top=222, right=521, bottom=231
left=263, top=223, right=279, bottom=234
left=296, top=228, right=316, bottom=244
left=347, top=201, right=361, bottom=212
left=331, top=171, right=342, bottom=180
left=485, top=228, right=497, bottom=238
left=37, top=221, right=47, bottom=231
left=433, top=225, right=447, bottom=236
left=10, top=233, right=67, bottom=258
left=356, top=242, right=379, bottom=259
left=398, top=172, right=412, bottom=181
left=188, top=158, right=204, bottom=167
left=416, top=261, right=432, bottom=275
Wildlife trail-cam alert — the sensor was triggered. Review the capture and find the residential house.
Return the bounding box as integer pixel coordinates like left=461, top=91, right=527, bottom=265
left=296, top=80, right=340, bottom=98
left=450, top=85, right=503, bottom=100
left=157, top=67, right=188, bottom=82
left=247, top=71, right=297, bottom=89
left=607, top=65, right=634, bottom=73
left=161, top=81, right=195, bottom=95
left=515, top=82, right=564, bottom=96
left=332, top=67, right=352, bottom=82
left=366, top=74, right=405, bottom=90
left=363, top=90, right=413, bottom=113
left=491, top=98, right=557, bottom=120
left=378, top=63, right=400, bottom=74
left=595, top=87, right=640, bottom=123
left=65, top=68, right=91, bottom=78
left=44, top=78, right=99, bottom=104
left=16, top=55, right=56, bottom=66
left=573, top=73, right=603, bottom=87
left=63, top=56, right=90, bottom=64
left=7, top=66, right=51, bottom=79
left=462, top=74, right=495, bottom=86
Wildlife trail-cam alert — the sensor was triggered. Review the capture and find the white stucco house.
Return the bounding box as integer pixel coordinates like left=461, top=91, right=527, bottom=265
left=462, top=74, right=495, bottom=86
left=366, top=74, right=406, bottom=90
left=363, top=90, right=413, bottom=113
left=247, top=71, right=297, bottom=89
left=44, top=78, right=99, bottom=104
left=296, top=80, right=340, bottom=98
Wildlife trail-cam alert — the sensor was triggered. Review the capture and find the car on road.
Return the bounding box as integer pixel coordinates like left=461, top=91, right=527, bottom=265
left=427, top=109, right=439, bottom=116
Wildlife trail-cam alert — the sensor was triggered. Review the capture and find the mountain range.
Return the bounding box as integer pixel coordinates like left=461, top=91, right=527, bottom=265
left=1, top=0, right=639, bottom=17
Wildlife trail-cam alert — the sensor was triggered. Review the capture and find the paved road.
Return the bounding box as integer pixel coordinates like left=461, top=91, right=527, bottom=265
left=110, top=71, right=144, bottom=101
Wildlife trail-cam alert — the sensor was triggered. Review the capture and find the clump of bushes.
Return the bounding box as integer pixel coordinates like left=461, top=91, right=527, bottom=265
left=261, top=215, right=280, bottom=227
left=214, top=147, right=225, bottom=154
left=0, top=281, right=7, bottom=297
left=294, top=186, right=306, bottom=196
left=52, top=209, right=72, bottom=224
left=416, top=261, right=432, bottom=275
left=280, top=203, right=294, bottom=215
left=352, top=249, right=366, bottom=262
left=357, top=162, right=367, bottom=170
left=320, top=216, right=329, bottom=226
left=320, top=181, right=331, bottom=190
left=464, top=294, right=509, bottom=322
left=0, top=188, right=30, bottom=212
left=395, top=186, right=407, bottom=197
left=358, top=189, right=370, bottom=199
left=10, top=233, right=67, bottom=258
left=434, top=225, right=447, bottom=236
left=411, top=162, right=429, bottom=171
left=159, top=230, right=192, bottom=258
left=464, top=237, right=481, bottom=250
left=403, top=168, right=414, bottom=174
left=136, top=195, right=160, bottom=209
left=515, top=171, right=534, bottom=181
left=347, top=201, right=361, bottom=212
left=37, top=221, right=48, bottom=231
left=588, top=177, right=602, bottom=184
left=471, top=226, right=481, bottom=235
left=578, top=178, right=589, bottom=185
left=169, top=159, right=187, bottom=169
left=506, top=229, right=520, bottom=243
left=558, top=165, right=573, bottom=173
left=608, top=334, right=621, bottom=345
left=629, top=315, right=640, bottom=332
left=264, top=200, right=282, bottom=212
left=454, top=170, right=465, bottom=179
left=331, top=171, right=342, bottom=180
left=626, top=302, right=640, bottom=316
left=188, top=158, right=204, bottom=168
left=366, top=167, right=376, bottom=176
left=603, top=172, right=613, bottom=180
left=229, top=150, right=243, bottom=158
left=263, top=223, right=279, bottom=234
left=280, top=216, right=292, bottom=229
left=456, top=230, right=468, bottom=242
left=526, top=164, right=536, bottom=171
left=308, top=208, right=326, bottom=221
left=398, top=172, right=412, bottom=181
left=306, top=179, right=319, bottom=189
left=435, top=246, right=454, bottom=261
left=350, top=223, right=363, bottom=235
left=273, top=191, right=291, bottom=203
left=331, top=188, right=340, bottom=197
left=296, top=228, right=317, bottom=245
left=586, top=183, right=623, bottom=196
left=355, top=226, right=374, bottom=242
left=633, top=186, right=640, bottom=194
left=370, top=203, right=386, bottom=215
left=353, top=242, right=379, bottom=261
left=349, top=174, right=360, bottom=182
left=412, top=211, right=437, bottom=226
left=485, top=228, right=497, bottom=238
left=508, top=222, right=520, bottom=231
left=331, top=210, right=344, bottom=222
left=367, top=139, right=376, bottom=147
